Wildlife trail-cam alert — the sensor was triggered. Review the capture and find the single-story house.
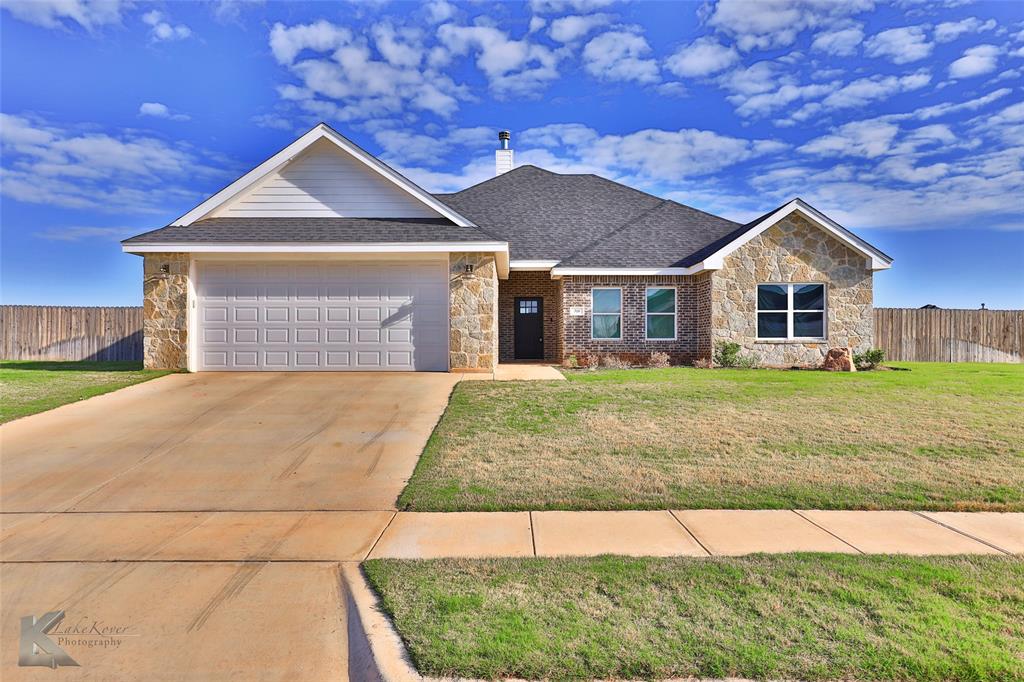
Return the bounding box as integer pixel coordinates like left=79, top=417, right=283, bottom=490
left=122, top=123, right=892, bottom=372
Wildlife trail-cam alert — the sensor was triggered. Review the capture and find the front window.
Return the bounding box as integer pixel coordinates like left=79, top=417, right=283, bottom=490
left=757, top=283, right=825, bottom=339
left=591, top=288, right=622, bottom=339
left=645, top=287, right=676, bottom=340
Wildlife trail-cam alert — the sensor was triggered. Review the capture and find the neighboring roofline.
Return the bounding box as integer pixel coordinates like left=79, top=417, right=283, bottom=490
left=121, top=240, right=510, bottom=278
left=699, top=198, right=893, bottom=271
left=170, top=122, right=475, bottom=228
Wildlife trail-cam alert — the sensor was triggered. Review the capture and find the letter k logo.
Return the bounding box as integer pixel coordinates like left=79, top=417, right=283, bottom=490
left=19, top=611, right=80, bottom=668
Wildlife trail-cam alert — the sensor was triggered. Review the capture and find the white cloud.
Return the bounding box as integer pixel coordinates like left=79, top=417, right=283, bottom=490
left=934, top=17, right=997, bottom=43
left=35, top=226, right=135, bottom=241
left=0, top=0, right=125, bottom=31
left=517, top=123, right=787, bottom=181
left=582, top=30, right=659, bottom=84
left=717, top=61, right=780, bottom=96
left=0, top=113, right=224, bottom=213
left=949, top=44, right=1000, bottom=79
left=269, top=19, right=349, bottom=65
left=810, top=25, right=864, bottom=56
left=734, top=82, right=838, bottom=118
left=528, top=0, right=614, bottom=12
left=250, top=113, right=294, bottom=130
left=864, top=25, right=932, bottom=64
left=911, top=87, right=1011, bottom=120
left=269, top=20, right=470, bottom=121
left=548, top=13, right=610, bottom=43
left=141, top=10, right=192, bottom=42
left=704, top=0, right=874, bottom=51
left=665, top=37, right=739, bottom=78
left=371, top=125, right=494, bottom=167
left=808, top=69, right=931, bottom=113
left=438, top=23, right=562, bottom=95
left=211, top=1, right=265, bottom=24
left=874, top=157, right=950, bottom=184
left=424, top=0, right=455, bottom=24
left=138, top=102, right=190, bottom=121
left=799, top=119, right=901, bottom=158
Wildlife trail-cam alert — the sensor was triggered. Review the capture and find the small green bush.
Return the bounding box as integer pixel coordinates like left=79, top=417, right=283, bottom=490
left=854, top=348, right=886, bottom=370
left=713, top=341, right=742, bottom=367
left=564, top=354, right=579, bottom=369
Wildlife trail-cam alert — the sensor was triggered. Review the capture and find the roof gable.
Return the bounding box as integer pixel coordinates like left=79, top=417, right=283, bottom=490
left=173, top=123, right=473, bottom=227
left=700, top=199, right=893, bottom=271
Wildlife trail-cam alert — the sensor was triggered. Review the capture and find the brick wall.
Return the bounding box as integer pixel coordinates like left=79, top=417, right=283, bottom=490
left=497, top=271, right=563, bottom=362
left=560, top=275, right=709, bottom=365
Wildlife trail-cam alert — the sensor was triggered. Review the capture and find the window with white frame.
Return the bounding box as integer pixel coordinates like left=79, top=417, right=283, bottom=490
left=756, top=283, right=826, bottom=339
left=591, top=288, right=622, bottom=339
left=645, top=287, right=676, bottom=339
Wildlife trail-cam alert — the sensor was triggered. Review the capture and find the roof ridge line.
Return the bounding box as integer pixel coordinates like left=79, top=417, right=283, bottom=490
left=558, top=199, right=672, bottom=263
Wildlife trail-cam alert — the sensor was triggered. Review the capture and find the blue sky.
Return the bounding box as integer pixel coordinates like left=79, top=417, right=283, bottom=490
left=1, top=0, right=1022, bottom=308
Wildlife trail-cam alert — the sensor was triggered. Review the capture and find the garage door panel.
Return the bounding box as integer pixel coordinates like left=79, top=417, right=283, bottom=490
left=197, top=261, right=448, bottom=371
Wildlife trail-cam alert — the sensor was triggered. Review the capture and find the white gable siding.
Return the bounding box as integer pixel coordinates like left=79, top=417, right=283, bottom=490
left=210, top=139, right=442, bottom=219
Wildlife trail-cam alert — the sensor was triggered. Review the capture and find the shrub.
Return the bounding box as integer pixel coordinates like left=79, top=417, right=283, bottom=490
left=692, top=357, right=713, bottom=369
left=598, top=354, right=632, bottom=369
left=714, top=341, right=759, bottom=369
left=564, top=354, right=579, bottom=369
left=648, top=352, right=671, bottom=368
left=854, top=348, right=886, bottom=370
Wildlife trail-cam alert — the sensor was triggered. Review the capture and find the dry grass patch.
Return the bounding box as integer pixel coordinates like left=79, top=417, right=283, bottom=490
left=400, top=363, right=1024, bottom=511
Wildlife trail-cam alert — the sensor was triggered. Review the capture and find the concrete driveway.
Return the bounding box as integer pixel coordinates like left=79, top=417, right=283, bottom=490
left=0, top=371, right=459, bottom=680
left=1, top=372, right=459, bottom=512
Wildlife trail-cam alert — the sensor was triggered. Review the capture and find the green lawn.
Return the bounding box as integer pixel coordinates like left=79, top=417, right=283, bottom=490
left=0, top=361, right=173, bottom=424
left=365, top=554, right=1024, bottom=681
left=399, top=363, right=1024, bottom=511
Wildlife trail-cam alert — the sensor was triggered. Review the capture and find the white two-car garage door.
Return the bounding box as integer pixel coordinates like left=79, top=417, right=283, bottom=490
left=196, top=260, right=448, bottom=371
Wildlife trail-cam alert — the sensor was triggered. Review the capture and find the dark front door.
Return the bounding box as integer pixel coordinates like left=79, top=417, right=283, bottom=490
left=514, top=297, right=544, bottom=359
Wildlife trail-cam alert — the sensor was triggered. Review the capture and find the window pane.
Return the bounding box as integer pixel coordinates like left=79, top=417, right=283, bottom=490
left=646, top=288, right=675, bottom=313
left=647, top=314, right=674, bottom=339
left=592, top=314, right=621, bottom=339
left=794, top=311, right=824, bottom=337
left=757, top=284, right=787, bottom=310
left=793, top=284, right=824, bottom=310
left=592, top=289, right=621, bottom=314
left=757, top=312, right=787, bottom=338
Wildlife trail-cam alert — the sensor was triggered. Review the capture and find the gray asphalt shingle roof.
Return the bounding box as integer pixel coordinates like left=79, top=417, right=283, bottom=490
left=122, top=217, right=498, bottom=244
left=123, top=165, right=761, bottom=268
left=435, top=165, right=666, bottom=261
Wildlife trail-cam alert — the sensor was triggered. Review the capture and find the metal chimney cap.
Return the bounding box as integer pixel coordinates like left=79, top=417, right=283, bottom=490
left=498, top=130, right=511, bottom=140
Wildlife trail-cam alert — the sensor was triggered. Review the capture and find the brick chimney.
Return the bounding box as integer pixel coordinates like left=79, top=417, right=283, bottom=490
left=495, top=130, right=513, bottom=176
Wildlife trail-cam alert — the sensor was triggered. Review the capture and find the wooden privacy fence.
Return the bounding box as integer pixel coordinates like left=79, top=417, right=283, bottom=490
left=0, top=305, right=143, bottom=362
left=874, top=307, right=1023, bottom=363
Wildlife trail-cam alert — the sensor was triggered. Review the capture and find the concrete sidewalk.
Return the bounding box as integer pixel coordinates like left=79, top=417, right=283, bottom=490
left=8, top=509, right=1018, bottom=564
left=364, top=509, right=1022, bottom=559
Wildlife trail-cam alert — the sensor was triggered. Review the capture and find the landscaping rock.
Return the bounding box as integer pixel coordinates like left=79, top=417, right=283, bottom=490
left=822, top=347, right=856, bottom=372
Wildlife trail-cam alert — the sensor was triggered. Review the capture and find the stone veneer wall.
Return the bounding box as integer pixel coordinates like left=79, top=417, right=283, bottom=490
left=498, top=271, right=563, bottom=362
left=561, top=275, right=707, bottom=365
left=710, top=213, right=874, bottom=366
left=449, top=253, right=498, bottom=370
left=143, top=253, right=189, bottom=370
